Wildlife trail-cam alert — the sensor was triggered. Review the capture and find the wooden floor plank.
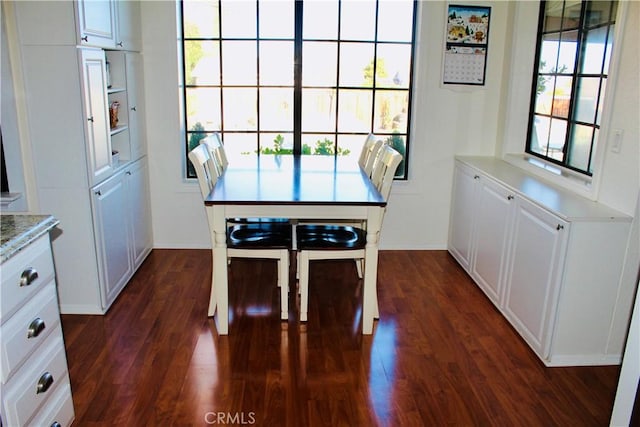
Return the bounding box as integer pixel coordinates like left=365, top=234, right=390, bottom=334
left=61, top=249, right=620, bottom=426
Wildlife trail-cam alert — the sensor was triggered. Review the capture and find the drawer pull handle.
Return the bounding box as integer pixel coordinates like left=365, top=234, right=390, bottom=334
left=36, top=372, right=54, bottom=394
left=52, top=422, right=62, bottom=427
left=474, top=175, right=480, bottom=179
left=557, top=224, right=564, bottom=231
left=507, top=195, right=514, bottom=200
left=28, top=318, right=46, bottom=338
left=20, top=267, right=38, bottom=287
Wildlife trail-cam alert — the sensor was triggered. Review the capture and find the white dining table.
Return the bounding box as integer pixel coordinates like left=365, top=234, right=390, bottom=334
left=204, top=154, right=386, bottom=335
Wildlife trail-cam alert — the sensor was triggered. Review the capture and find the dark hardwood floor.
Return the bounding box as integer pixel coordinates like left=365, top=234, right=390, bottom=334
left=61, top=249, right=621, bottom=426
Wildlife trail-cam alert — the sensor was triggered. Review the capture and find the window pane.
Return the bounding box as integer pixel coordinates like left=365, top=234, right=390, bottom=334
left=183, top=1, right=219, bottom=38
left=221, top=0, right=256, bottom=38
left=568, top=124, right=594, bottom=171
left=374, top=90, right=408, bottom=133
left=562, top=2, right=582, bottom=30
left=586, top=1, right=612, bottom=26
left=186, top=87, right=221, bottom=131
left=378, top=0, right=414, bottom=42
left=302, top=134, right=336, bottom=155
left=558, top=30, right=578, bottom=73
left=302, top=89, right=336, bottom=131
left=543, top=1, right=565, bottom=32
left=185, top=41, right=220, bottom=86
left=535, top=75, right=555, bottom=115
left=548, top=118, right=567, bottom=160
left=260, top=132, right=293, bottom=154
left=224, top=132, right=257, bottom=156
left=338, top=90, right=373, bottom=132
left=596, top=77, right=606, bottom=125
left=552, top=76, right=572, bottom=118
left=259, top=88, right=293, bottom=131
left=222, top=41, right=256, bottom=85
left=337, top=134, right=368, bottom=158
left=531, top=115, right=551, bottom=155
left=303, top=1, right=338, bottom=40
left=603, top=24, right=614, bottom=71
left=376, top=44, right=412, bottom=88
left=340, top=0, right=375, bottom=40
left=222, top=88, right=257, bottom=130
left=540, top=34, right=560, bottom=73
left=260, top=41, right=294, bottom=85
left=339, top=43, right=375, bottom=87
left=581, top=26, right=608, bottom=74
left=302, top=42, right=337, bottom=86
left=259, top=0, right=294, bottom=39
left=574, top=77, right=600, bottom=123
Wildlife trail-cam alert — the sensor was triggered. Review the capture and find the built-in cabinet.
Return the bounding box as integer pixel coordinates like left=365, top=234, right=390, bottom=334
left=92, top=158, right=151, bottom=309
left=12, top=0, right=151, bottom=314
left=449, top=157, right=633, bottom=366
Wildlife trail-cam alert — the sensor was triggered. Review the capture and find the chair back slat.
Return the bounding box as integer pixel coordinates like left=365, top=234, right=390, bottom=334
left=370, top=145, right=403, bottom=202
left=188, top=144, right=217, bottom=198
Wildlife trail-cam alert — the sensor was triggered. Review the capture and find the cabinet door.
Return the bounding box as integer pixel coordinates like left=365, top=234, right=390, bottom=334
left=471, top=177, right=514, bottom=305
left=503, top=197, right=568, bottom=359
left=91, top=172, right=132, bottom=310
left=115, top=0, right=142, bottom=51
left=80, top=49, right=113, bottom=185
left=125, top=52, right=147, bottom=160
left=76, top=0, right=116, bottom=48
left=127, top=159, right=152, bottom=269
left=448, top=162, right=478, bottom=271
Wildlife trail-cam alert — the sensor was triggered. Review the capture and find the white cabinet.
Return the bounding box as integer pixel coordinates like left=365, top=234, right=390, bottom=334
left=1, top=232, right=75, bottom=427
left=115, top=0, right=142, bottom=51
left=76, top=0, right=116, bottom=49
left=80, top=48, right=114, bottom=185
left=503, top=197, right=568, bottom=359
left=92, top=171, right=132, bottom=308
left=471, top=174, right=514, bottom=306
left=448, top=157, right=633, bottom=366
left=76, top=0, right=141, bottom=51
left=13, top=2, right=151, bottom=315
left=91, top=158, right=152, bottom=309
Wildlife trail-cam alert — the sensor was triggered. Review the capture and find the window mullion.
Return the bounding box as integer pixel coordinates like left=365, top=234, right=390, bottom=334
left=293, top=1, right=303, bottom=155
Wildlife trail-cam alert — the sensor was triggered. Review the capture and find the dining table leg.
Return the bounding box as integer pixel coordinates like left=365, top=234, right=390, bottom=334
left=362, top=206, right=383, bottom=334
left=211, top=205, right=229, bottom=335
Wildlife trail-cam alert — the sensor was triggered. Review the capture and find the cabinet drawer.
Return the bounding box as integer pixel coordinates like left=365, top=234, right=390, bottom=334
left=2, top=332, right=71, bottom=426
left=1, top=283, right=62, bottom=383
left=1, top=235, right=55, bottom=322
left=27, top=381, right=74, bottom=427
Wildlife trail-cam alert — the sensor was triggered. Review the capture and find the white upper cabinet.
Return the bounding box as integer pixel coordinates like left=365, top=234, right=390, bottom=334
left=79, top=48, right=113, bottom=186
left=76, top=0, right=116, bottom=49
left=115, top=0, right=142, bottom=51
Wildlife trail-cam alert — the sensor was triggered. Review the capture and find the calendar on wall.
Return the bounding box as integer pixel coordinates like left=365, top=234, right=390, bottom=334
left=442, top=4, right=491, bottom=86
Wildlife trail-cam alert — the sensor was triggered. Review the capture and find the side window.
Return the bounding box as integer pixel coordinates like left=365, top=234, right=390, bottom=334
left=526, top=0, right=618, bottom=176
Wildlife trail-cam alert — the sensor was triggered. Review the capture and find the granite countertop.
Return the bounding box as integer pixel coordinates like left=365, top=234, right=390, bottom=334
left=1, top=214, right=59, bottom=263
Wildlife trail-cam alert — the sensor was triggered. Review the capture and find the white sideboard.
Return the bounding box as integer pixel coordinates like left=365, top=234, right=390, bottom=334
left=448, top=156, right=633, bottom=366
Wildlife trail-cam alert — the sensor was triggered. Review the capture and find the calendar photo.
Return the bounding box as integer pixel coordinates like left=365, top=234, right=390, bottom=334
left=442, top=4, right=491, bottom=86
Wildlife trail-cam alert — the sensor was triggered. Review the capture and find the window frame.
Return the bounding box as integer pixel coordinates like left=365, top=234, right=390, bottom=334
left=179, top=0, right=417, bottom=180
left=525, top=0, right=618, bottom=177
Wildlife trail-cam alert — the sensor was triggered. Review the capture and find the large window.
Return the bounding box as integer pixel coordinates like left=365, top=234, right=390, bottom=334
left=526, top=0, right=617, bottom=176
left=181, top=0, right=416, bottom=179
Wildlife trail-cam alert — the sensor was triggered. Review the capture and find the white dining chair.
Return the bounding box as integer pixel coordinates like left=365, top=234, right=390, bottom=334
left=296, top=145, right=403, bottom=322
left=188, top=144, right=292, bottom=320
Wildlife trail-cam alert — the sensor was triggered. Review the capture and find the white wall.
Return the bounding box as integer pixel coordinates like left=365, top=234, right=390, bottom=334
left=141, top=1, right=638, bottom=250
